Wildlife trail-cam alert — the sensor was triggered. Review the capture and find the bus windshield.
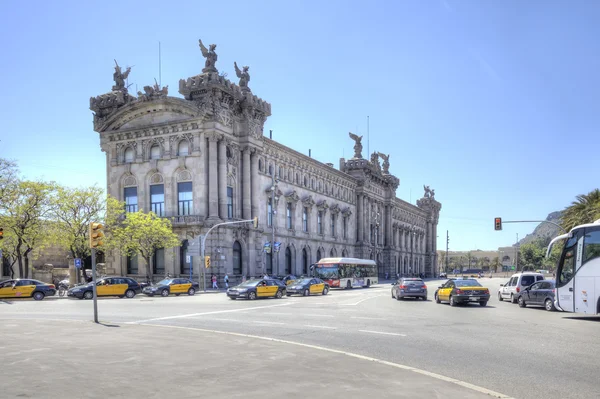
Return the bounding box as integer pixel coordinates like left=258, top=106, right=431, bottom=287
left=314, top=266, right=338, bottom=280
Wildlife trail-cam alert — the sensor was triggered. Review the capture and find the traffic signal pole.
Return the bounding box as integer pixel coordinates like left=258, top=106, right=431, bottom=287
left=91, top=248, right=98, bottom=323
left=200, top=217, right=258, bottom=292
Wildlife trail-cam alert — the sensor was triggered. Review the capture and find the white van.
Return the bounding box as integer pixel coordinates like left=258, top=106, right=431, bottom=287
left=498, top=272, right=545, bottom=303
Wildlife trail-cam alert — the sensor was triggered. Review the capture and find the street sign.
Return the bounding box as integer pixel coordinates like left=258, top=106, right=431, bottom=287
left=74, top=258, right=82, bottom=269
left=188, top=237, right=201, bottom=256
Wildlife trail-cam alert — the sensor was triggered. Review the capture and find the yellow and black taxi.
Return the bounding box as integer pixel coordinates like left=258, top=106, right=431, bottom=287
left=434, top=278, right=490, bottom=307
left=286, top=278, right=329, bottom=296
left=227, top=278, right=286, bottom=300
left=67, top=277, right=142, bottom=299
left=0, top=279, right=56, bottom=300
left=142, top=278, right=199, bottom=297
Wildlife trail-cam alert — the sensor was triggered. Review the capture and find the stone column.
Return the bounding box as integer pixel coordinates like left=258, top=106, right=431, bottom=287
left=207, top=133, right=220, bottom=220
left=251, top=150, right=260, bottom=221
left=385, top=205, right=392, bottom=247
left=364, top=197, right=369, bottom=242
left=218, top=139, right=228, bottom=219
left=199, top=132, right=208, bottom=218
left=242, top=147, right=252, bottom=219
left=356, top=193, right=363, bottom=243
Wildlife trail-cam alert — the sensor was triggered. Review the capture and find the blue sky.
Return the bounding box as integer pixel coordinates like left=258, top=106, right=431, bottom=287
left=1, top=0, right=599, bottom=251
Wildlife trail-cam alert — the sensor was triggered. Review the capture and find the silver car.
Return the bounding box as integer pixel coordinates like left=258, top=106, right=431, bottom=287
left=391, top=278, right=428, bottom=300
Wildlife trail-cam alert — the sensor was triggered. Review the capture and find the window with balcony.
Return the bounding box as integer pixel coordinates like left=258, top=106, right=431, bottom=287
left=178, top=182, right=193, bottom=215
left=150, top=184, right=164, bottom=216
left=227, top=186, right=234, bottom=219
left=124, top=187, right=138, bottom=213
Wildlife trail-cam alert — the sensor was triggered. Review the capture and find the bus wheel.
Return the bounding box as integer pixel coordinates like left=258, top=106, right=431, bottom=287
left=346, top=281, right=352, bottom=289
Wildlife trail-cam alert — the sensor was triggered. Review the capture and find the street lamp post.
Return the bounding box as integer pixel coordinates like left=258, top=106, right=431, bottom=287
left=270, top=173, right=279, bottom=276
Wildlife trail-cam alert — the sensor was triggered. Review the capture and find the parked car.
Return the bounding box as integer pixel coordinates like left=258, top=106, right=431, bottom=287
left=0, top=279, right=56, bottom=300
left=498, top=272, right=545, bottom=303
left=391, top=278, right=427, bottom=300
left=517, top=280, right=556, bottom=311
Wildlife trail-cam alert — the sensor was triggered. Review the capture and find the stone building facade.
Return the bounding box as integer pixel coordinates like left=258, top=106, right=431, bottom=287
left=89, top=41, right=441, bottom=282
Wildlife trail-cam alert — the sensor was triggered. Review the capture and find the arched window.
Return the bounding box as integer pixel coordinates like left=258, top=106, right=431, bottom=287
left=311, top=179, right=315, bottom=189
left=268, top=164, right=273, bottom=176
left=318, top=181, right=322, bottom=191
left=342, top=249, right=348, bottom=257
left=180, top=240, right=190, bottom=274
left=316, top=249, right=322, bottom=262
left=124, top=147, right=134, bottom=163
left=296, top=173, right=299, bottom=184
left=127, top=253, right=138, bottom=274
left=303, top=176, right=308, bottom=187
left=150, top=144, right=160, bottom=160
left=278, top=166, right=283, bottom=178
left=330, top=248, right=334, bottom=257
left=302, top=248, right=308, bottom=275
left=178, top=140, right=189, bottom=156
left=233, top=241, right=242, bottom=275
left=288, top=170, right=292, bottom=181
left=259, top=159, right=263, bottom=172
left=285, top=247, right=292, bottom=275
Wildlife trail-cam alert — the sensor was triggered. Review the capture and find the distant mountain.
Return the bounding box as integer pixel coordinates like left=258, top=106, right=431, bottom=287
left=515, top=211, right=562, bottom=247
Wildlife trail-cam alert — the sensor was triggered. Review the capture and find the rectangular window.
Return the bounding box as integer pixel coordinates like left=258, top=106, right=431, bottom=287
left=303, top=207, right=308, bottom=232
left=227, top=186, right=234, bottom=219
left=126, top=253, right=138, bottom=274
left=267, top=198, right=273, bottom=227
left=153, top=248, right=165, bottom=274
left=286, top=203, right=292, bottom=229
left=178, top=182, right=193, bottom=215
left=150, top=184, right=165, bottom=217
left=331, top=214, right=336, bottom=236
left=317, top=211, right=323, bottom=235
left=343, top=216, right=348, bottom=239
left=124, top=187, right=138, bottom=213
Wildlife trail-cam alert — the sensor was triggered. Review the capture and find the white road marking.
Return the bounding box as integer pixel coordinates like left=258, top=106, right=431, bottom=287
left=140, top=324, right=514, bottom=399
left=304, top=325, right=336, bottom=329
left=211, top=318, right=239, bottom=322
left=126, top=303, right=292, bottom=324
left=351, top=316, right=385, bottom=320
left=266, top=312, right=293, bottom=316
left=341, top=294, right=387, bottom=306
left=252, top=321, right=285, bottom=325
left=359, top=330, right=406, bottom=337
left=304, top=314, right=334, bottom=318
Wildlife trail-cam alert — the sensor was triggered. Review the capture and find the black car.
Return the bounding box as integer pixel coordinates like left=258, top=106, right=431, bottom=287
left=391, top=278, right=427, bottom=300
left=67, top=277, right=142, bottom=299
left=517, top=280, right=556, bottom=311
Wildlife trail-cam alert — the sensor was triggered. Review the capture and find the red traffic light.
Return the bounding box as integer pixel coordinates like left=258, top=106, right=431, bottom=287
left=494, top=217, right=502, bottom=231
left=0, top=227, right=3, bottom=240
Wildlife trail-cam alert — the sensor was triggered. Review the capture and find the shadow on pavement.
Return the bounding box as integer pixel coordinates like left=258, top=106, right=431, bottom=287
left=561, top=316, right=600, bottom=322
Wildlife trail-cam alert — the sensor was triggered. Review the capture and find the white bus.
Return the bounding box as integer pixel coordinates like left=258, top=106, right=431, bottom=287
left=313, top=257, right=378, bottom=289
left=546, top=218, right=600, bottom=314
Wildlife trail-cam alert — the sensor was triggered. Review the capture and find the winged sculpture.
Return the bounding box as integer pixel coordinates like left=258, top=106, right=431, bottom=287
left=199, top=39, right=218, bottom=73
left=377, top=152, right=390, bottom=173
left=349, top=132, right=363, bottom=159
left=234, top=61, right=250, bottom=90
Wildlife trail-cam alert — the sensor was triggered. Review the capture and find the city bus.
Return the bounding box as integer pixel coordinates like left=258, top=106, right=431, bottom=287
left=546, top=218, right=600, bottom=314
left=312, top=257, right=378, bottom=289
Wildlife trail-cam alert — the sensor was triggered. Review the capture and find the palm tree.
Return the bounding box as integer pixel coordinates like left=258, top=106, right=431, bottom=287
left=561, top=189, right=600, bottom=231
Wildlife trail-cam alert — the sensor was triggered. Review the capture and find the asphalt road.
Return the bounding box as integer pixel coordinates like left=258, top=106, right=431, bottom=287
left=2, top=277, right=599, bottom=399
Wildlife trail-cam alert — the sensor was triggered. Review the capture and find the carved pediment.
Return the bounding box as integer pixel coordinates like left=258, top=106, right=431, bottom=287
left=330, top=204, right=340, bottom=215
left=302, top=195, right=315, bottom=209
left=317, top=200, right=329, bottom=212
left=285, top=190, right=300, bottom=203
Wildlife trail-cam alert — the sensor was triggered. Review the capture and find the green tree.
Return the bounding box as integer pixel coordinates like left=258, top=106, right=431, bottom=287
left=51, top=185, right=105, bottom=280
left=492, top=256, right=500, bottom=273
left=519, top=242, right=545, bottom=271
left=0, top=180, right=56, bottom=278
left=105, top=197, right=180, bottom=281
left=561, top=189, right=600, bottom=231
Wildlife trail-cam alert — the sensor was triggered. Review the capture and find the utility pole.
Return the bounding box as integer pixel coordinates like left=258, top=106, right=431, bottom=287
left=515, top=233, right=519, bottom=272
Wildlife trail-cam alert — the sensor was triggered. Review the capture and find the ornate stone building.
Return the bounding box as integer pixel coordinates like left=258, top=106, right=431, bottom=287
left=90, top=40, right=441, bottom=282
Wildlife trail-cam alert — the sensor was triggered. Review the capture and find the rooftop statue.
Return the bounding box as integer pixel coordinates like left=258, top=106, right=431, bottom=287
left=199, top=39, right=218, bottom=73
left=234, top=62, right=250, bottom=91
left=377, top=152, right=390, bottom=173
left=112, top=60, right=131, bottom=91
left=423, top=185, right=435, bottom=199
left=348, top=132, right=363, bottom=159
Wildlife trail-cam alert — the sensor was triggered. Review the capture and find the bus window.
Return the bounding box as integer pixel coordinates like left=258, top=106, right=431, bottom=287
left=558, top=234, right=578, bottom=286
left=584, top=228, right=600, bottom=264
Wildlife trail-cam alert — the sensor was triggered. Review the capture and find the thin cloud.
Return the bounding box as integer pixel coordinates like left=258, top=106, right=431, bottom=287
left=469, top=49, right=502, bottom=82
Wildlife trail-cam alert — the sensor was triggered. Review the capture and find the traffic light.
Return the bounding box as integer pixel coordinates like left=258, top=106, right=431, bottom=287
left=494, top=217, right=502, bottom=231
left=252, top=216, right=258, bottom=228
left=204, top=255, right=211, bottom=268
left=89, top=222, right=105, bottom=248
left=0, top=227, right=3, bottom=240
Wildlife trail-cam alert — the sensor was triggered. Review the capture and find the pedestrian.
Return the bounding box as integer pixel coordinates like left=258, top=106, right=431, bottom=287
left=224, top=273, right=229, bottom=289
left=242, top=275, right=247, bottom=283
left=385, top=272, right=389, bottom=280
left=211, top=274, right=218, bottom=290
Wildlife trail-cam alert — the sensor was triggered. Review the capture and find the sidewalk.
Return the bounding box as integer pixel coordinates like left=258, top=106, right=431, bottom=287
left=1, top=319, right=505, bottom=398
